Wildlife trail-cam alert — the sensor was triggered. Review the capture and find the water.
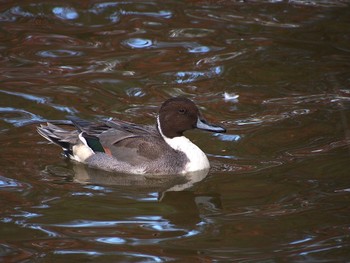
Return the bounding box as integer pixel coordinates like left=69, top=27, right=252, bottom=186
left=1, top=0, right=350, bottom=262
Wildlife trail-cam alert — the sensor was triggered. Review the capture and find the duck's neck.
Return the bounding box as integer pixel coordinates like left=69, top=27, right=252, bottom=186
left=157, top=117, right=210, bottom=172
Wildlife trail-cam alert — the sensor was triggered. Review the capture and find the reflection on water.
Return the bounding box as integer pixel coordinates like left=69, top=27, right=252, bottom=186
left=1, top=0, right=350, bottom=262
left=71, top=163, right=209, bottom=195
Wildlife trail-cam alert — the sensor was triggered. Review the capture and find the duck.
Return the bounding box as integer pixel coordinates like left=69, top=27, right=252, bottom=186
left=37, top=97, right=226, bottom=175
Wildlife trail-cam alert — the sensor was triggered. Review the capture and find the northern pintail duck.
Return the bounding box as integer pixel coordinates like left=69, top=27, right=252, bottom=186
left=37, top=97, right=226, bottom=175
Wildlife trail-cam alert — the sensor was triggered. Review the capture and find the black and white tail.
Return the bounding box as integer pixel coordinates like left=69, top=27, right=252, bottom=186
left=37, top=123, right=78, bottom=156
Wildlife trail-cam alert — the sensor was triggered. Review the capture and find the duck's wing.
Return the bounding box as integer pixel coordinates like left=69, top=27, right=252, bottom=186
left=104, top=118, right=155, bottom=136
left=68, top=117, right=155, bottom=138
left=68, top=117, right=111, bottom=137
left=100, top=131, right=167, bottom=166
left=99, top=119, right=167, bottom=166
left=69, top=117, right=166, bottom=166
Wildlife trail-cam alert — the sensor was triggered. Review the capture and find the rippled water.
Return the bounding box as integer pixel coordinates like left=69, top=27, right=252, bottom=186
left=1, top=0, right=350, bottom=262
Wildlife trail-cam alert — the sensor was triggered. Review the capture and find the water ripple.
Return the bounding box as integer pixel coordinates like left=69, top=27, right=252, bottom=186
left=0, top=175, right=29, bottom=190
left=235, top=108, right=313, bottom=127
left=186, top=9, right=300, bottom=28
left=168, top=66, right=223, bottom=84
left=122, top=38, right=217, bottom=53
left=96, top=237, right=126, bottom=245
left=52, top=7, right=79, bottom=20
left=0, top=3, right=122, bottom=27
left=0, top=107, right=45, bottom=127
left=169, top=28, right=215, bottom=38
left=54, top=249, right=171, bottom=261
left=187, top=46, right=210, bottom=53
left=290, top=0, right=350, bottom=7
left=0, top=243, right=33, bottom=262
left=120, top=10, right=172, bottom=19
left=263, top=93, right=350, bottom=108
left=36, top=49, right=83, bottom=58
left=286, top=139, right=350, bottom=157
left=125, top=87, right=145, bottom=97
left=214, top=134, right=242, bottom=142
left=122, top=38, right=153, bottom=49
left=196, top=51, right=245, bottom=66
left=0, top=1, right=349, bottom=262
left=0, top=90, right=78, bottom=116
left=24, top=33, right=88, bottom=47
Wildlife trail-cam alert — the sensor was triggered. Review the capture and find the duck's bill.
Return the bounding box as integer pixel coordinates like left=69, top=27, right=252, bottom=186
left=196, top=118, right=226, bottom=133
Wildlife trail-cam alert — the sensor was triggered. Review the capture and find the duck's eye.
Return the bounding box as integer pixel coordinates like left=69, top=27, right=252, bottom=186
left=178, top=108, right=186, bottom=114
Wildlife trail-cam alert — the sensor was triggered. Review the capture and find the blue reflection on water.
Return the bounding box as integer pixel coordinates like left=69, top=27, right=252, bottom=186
left=121, top=10, right=172, bottom=19
left=71, top=192, right=94, bottom=196
left=290, top=236, right=314, bottom=245
left=0, top=90, right=47, bottom=104
left=0, top=90, right=78, bottom=118
left=96, top=237, right=126, bottom=244
left=54, top=220, right=121, bottom=227
left=214, top=133, right=242, bottom=142
left=52, top=7, right=79, bottom=20
left=174, top=66, right=223, bottom=84
left=54, top=250, right=102, bottom=255
left=37, top=49, right=83, bottom=58
left=25, top=224, right=59, bottom=237
left=0, top=175, right=26, bottom=188
left=187, top=46, right=211, bottom=53
left=0, top=107, right=45, bottom=127
left=12, top=211, right=40, bottom=219
left=123, top=38, right=153, bottom=49
left=2, top=210, right=60, bottom=237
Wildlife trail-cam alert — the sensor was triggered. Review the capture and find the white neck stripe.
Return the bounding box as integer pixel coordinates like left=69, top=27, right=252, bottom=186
left=156, top=116, right=166, bottom=138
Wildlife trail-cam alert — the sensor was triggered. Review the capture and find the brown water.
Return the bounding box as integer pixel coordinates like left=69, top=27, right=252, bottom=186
left=1, top=0, right=350, bottom=262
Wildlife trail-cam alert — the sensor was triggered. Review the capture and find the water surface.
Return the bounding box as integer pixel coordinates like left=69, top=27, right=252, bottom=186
left=1, top=0, right=350, bottom=262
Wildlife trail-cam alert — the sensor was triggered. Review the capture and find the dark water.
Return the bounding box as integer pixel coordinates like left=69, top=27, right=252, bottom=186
left=1, top=0, right=350, bottom=262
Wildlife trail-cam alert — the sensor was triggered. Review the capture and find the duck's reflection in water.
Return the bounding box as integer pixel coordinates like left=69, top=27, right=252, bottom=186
left=72, top=164, right=222, bottom=226
left=73, top=164, right=209, bottom=193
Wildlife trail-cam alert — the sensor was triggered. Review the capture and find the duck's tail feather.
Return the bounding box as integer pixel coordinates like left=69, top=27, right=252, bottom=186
left=37, top=123, right=79, bottom=156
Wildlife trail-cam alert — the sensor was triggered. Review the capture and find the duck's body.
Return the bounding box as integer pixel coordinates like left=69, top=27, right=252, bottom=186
left=37, top=97, right=226, bottom=175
